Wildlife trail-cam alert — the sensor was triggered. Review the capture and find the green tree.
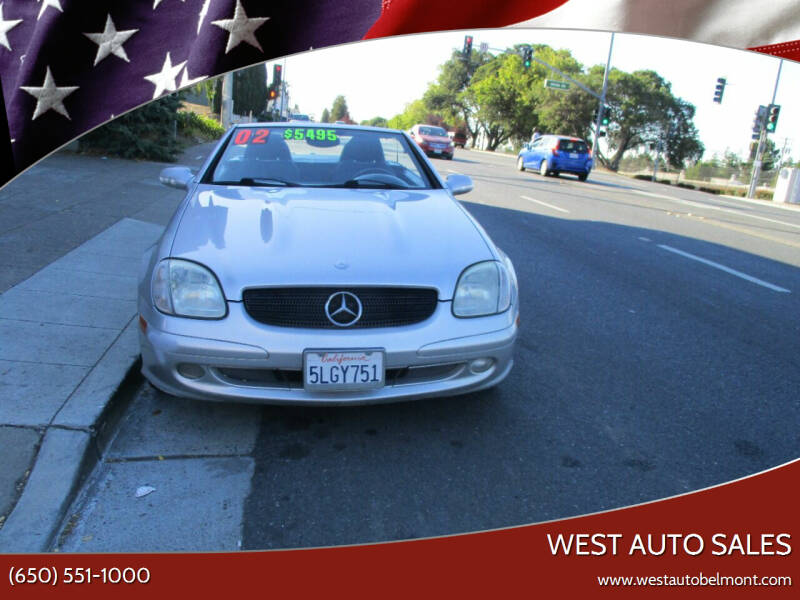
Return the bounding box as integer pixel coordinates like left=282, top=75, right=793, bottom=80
left=361, top=116, right=388, bottom=128
left=599, top=68, right=703, bottom=170
left=331, top=95, right=349, bottom=122
left=525, top=45, right=592, bottom=144
left=387, top=99, right=430, bottom=131
left=423, top=48, right=492, bottom=147
left=460, top=44, right=588, bottom=150
left=320, top=108, right=330, bottom=123
left=233, top=64, right=267, bottom=117
left=723, top=149, right=742, bottom=169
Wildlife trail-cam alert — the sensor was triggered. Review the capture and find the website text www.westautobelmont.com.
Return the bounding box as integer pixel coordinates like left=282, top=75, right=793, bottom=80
left=597, top=572, right=792, bottom=588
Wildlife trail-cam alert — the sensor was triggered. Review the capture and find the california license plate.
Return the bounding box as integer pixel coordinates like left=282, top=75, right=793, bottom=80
left=303, top=350, right=385, bottom=391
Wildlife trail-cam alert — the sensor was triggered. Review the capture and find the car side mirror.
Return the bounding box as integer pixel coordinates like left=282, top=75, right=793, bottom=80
left=446, top=174, right=473, bottom=196
left=159, top=166, right=195, bottom=190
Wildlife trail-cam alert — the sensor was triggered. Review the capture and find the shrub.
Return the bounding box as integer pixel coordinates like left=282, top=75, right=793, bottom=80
left=177, top=111, right=225, bottom=141
left=79, top=95, right=183, bottom=162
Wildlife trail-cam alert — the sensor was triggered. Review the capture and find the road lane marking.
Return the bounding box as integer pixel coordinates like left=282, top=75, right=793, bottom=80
left=520, top=195, right=569, bottom=214
left=632, top=190, right=800, bottom=230
left=657, top=244, right=791, bottom=293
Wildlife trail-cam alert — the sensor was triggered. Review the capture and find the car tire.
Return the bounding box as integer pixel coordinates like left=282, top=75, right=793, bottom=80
left=578, top=173, right=588, bottom=182
left=539, top=160, right=549, bottom=177
left=516, top=157, right=525, bottom=172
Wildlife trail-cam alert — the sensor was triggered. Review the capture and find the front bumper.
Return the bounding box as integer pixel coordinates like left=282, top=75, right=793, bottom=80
left=139, top=300, right=517, bottom=405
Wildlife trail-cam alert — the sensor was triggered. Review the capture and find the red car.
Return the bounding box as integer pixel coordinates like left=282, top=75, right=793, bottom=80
left=448, top=130, right=467, bottom=148
left=409, top=124, right=454, bottom=160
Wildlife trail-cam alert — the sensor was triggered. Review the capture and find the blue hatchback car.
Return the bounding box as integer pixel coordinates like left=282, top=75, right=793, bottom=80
left=517, top=135, right=592, bottom=181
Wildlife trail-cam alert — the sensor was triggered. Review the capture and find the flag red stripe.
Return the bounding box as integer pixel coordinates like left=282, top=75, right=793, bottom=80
left=364, top=0, right=569, bottom=39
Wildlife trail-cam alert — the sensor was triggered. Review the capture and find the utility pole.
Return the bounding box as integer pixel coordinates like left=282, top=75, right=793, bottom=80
left=221, top=71, right=233, bottom=129
left=594, top=33, right=614, bottom=156
left=278, top=59, right=287, bottom=120
left=748, top=59, right=783, bottom=198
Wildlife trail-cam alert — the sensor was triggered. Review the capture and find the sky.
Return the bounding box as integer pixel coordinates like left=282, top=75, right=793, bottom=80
left=262, top=29, right=799, bottom=162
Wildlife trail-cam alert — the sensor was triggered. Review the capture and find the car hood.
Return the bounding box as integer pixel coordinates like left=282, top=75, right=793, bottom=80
left=169, top=186, right=493, bottom=301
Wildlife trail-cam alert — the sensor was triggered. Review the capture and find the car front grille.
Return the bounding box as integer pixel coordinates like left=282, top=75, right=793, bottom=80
left=242, top=287, right=439, bottom=329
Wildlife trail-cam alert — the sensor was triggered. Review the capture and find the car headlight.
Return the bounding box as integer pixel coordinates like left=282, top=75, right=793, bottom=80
left=453, top=260, right=513, bottom=317
left=152, top=259, right=226, bottom=319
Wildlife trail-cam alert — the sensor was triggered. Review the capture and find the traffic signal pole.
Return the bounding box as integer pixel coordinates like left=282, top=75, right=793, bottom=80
left=593, top=33, right=615, bottom=156
left=748, top=59, right=783, bottom=198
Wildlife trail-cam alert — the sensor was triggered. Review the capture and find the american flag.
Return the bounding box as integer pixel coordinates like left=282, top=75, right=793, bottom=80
left=0, top=0, right=387, bottom=187
left=0, top=0, right=797, bottom=189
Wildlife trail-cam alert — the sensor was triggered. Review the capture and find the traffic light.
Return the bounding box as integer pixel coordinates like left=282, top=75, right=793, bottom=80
left=272, top=64, right=282, bottom=87
left=752, top=105, right=766, bottom=140
left=595, top=105, right=609, bottom=126
left=268, top=86, right=277, bottom=101
left=522, top=46, right=533, bottom=69
left=713, top=77, right=726, bottom=103
left=462, top=35, right=473, bottom=57
left=765, top=104, right=781, bottom=133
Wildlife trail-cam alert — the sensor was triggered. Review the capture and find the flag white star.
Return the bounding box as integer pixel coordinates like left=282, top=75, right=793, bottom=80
left=144, top=52, right=186, bottom=99
left=0, top=3, right=22, bottom=52
left=153, top=0, right=185, bottom=9
left=212, top=0, right=269, bottom=53
left=84, top=15, right=138, bottom=66
left=37, top=0, right=62, bottom=20
left=20, top=66, right=78, bottom=120
left=179, top=66, right=206, bottom=88
left=197, top=0, right=210, bottom=34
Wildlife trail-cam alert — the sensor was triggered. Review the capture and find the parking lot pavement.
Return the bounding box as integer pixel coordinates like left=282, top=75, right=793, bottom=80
left=0, top=143, right=216, bottom=552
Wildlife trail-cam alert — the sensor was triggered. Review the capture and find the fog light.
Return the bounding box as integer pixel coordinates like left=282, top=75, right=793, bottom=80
left=469, top=358, right=494, bottom=374
left=177, top=363, right=205, bottom=379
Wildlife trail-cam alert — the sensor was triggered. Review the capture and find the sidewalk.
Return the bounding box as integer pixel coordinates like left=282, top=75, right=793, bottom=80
left=0, top=142, right=216, bottom=552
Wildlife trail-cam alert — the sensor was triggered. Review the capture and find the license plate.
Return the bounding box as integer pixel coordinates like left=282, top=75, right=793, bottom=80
left=304, top=350, right=384, bottom=391
left=432, top=149, right=442, bottom=154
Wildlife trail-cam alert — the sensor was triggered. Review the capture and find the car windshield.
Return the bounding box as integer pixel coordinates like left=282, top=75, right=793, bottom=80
left=208, top=126, right=434, bottom=189
left=557, top=139, right=589, bottom=153
left=419, top=126, right=447, bottom=137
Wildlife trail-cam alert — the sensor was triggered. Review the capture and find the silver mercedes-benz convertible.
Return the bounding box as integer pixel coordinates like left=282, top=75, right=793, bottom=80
left=138, top=123, right=517, bottom=405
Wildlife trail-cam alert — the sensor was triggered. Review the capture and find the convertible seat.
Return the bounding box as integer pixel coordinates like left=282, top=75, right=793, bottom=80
left=333, top=135, right=386, bottom=182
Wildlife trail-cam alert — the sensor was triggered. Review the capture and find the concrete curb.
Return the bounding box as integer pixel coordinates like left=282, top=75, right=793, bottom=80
left=0, top=356, right=142, bottom=553
left=0, top=217, right=164, bottom=553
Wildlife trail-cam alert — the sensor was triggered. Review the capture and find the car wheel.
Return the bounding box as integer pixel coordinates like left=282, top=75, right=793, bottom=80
left=578, top=173, right=588, bottom=182
left=539, top=160, right=549, bottom=177
left=516, top=157, right=525, bottom=172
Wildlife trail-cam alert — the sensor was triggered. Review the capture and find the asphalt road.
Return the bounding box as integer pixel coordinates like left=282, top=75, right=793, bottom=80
left=56, top=150, right=800, bottom=553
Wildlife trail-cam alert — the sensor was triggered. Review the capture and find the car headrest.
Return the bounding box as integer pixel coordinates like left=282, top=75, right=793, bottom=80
left=244, top=134, right=292, bottom=161
left=340, top=136, right=384, bottom=163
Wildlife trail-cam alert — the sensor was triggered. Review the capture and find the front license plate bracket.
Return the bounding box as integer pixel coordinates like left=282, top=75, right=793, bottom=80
left=303, top=349, right=385, bottom=392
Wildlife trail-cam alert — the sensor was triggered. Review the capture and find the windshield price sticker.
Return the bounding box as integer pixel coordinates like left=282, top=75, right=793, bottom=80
left=233, top=128, right=269, bottom=145
left=284, top=128, right=338, bottom=142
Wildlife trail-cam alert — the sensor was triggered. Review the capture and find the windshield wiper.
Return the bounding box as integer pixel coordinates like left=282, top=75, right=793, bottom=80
left=238, top=177, right=298, bottom=187
left=335, top=178, right=405, bottom=189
